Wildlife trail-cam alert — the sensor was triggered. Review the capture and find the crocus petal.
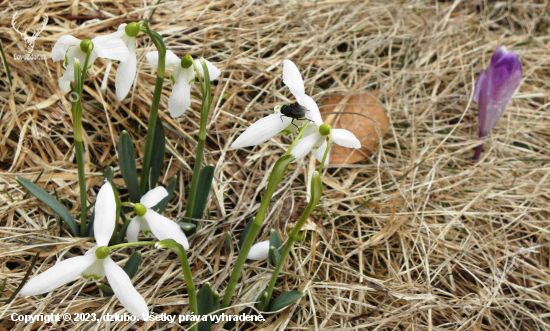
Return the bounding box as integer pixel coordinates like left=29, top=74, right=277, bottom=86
left=291, top=132, right=323, bottom=162
left=489, top=46, right=508, bottom=69
left=103, top=257, right=149, bottom=320
left=473, top=70, right=487, bottom=104
left=332, top=129, right=361, bottom=148
left=94, top=182, right=117, bottom=247
left=127, top=217, right=141, bottom=243
left=168, top=67, right=192, bottom=118
left=92, top=38, right=129, bottom=62
left=231, top=113, right=293, bottom=148
left=51, top=35, right=81, bottom=62
left=145, top=210, right=189, bottom=250
left=247, top=241, right=270, bottom=260
left=283, top=60, right=305, bottom=103
left=311, top=140, right=329, bottom=164
left=20, top=254, right=97, bottom=296
left=194, top=58, right=221, bottom=81
left=478, top=49, right=522, bottom=137
left=146, top=50, right=181, bottom=69
left=140, top=187, right=168, bottom=209
left=115, top=37, right=136, bottom=101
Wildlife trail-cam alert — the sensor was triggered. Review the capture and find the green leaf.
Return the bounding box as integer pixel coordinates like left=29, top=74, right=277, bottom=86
left=118, top=131, right=141, bottom=203
left=238, top=218, right=254, bottom=249
left=153, top=175, right=177, bottom=213
left=268, top=290, right=304, bottom=312
left=268, top=246, right=280, bottom=266
left=97, top=283, right=114, bottom=296
left=115, top=212, right=130, bottom=244
left=104, top=166, right=114, bottom=183
left=0, top=278, right=7, bottom=298
left=270, top=229, right=283, bottom=251
left=212, top=290, right=220, bottom=313
left=192, top=164, right=215, bottom=222
left=85, top=208, right=95, bottom=237
left=149, top=117, right=166, bottom=190
left=16, top=177, right=78, bottom=237
left=257, top=290, right=268, bottom=311
left=178, top=222, right=196, bottom=232
left=224, top=231, right=231, bottom=252
left=123, top=251, right=142, bottom=279
left=197, top=282, right=214, bottom=331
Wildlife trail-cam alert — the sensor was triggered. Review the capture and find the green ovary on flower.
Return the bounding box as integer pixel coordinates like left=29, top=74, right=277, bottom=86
left=95, top=246, right=111, bottom=259
left=79, top=39, right=93, bottom=53
left=125, top=22, right=140, bottom=37
left=133, top=203, right=147, bottom=217
left=319, top=123, right=332, bottom=136
left=181, top=54, right=194, bottom=69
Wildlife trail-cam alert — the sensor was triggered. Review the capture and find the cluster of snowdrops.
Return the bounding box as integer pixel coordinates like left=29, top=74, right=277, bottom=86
left=16, top=21, right=522, bottom=329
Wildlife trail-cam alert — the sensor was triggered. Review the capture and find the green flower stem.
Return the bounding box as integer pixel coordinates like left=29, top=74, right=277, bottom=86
left=221, top=154, right=295, bottom=308
left=184, top=60, right=211, bottom=221
left=0, top=41, right=12, bottom=88
left=318, top=130, right=332, bottom=172
left=108, top=241, right=157, bottom=250
left=73, top=50, right=91, bottom=237
left=260, top=172, right=323, bottom=311
left=139, top=24, right=166, bottom=194
left=175, top=246, right=198, bottom=331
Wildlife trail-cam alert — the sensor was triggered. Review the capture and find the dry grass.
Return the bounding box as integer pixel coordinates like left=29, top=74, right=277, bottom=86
left=2, top=0, right=550, bottom=330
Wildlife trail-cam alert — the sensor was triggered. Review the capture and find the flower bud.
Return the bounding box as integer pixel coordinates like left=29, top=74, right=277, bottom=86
left=319, top=123, right=332, bottom=136
left=181, top=54, right=194, bottom=69
left=80, top=39, right=94, bottom=53
left=95, top=246, right=111, bottom=259
left=133, top=203, right=147, bottom=217
left=125, top=22, right=140, bottom=37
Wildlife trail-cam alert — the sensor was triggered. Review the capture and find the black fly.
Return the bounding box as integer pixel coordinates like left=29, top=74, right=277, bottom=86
left=280, top=102, right=309, bottom=129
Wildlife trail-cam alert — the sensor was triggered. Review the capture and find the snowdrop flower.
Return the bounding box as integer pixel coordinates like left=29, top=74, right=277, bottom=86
left=146, top=50, right=221, bottom=118
left=231, top=60, right=323, bottom=148
left=473, top=46, right=522, bottom=160
left=20, top=183, right=148, bottom=320
left=51, top=33, right=130, bottom=93
left=93, top=23, right=140, bottom=101
left=127, top=186, right=189, bottom=250
left=247, top=240, right=270, bottom=260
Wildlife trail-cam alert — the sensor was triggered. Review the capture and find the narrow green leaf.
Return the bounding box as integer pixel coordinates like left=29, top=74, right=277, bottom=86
left=153, top=175, right=177, bottom=213
left=192, top=164, right=215, bottom=222
left=104, top=166, right=114, bottom=183
left=212, top=290, right=220, bottom=313
left=6, top=253, right=39, bottom=304
left=85, top=209, right=95, bottom=237
left=16, top=177, right=78, bottom=237
left=268, top=246, right=280, bottom=266
left=149, top=116, right=166, bottom=190
left=23, top=170, right=44, bottom=199
left=270, top=229, right=283, bottom=251
left=115, top=212, right=130, bottom=244
left=257, top=290, right=268, bottom=310
left=0, top=40, right=13, bottom=87
left=238, top=218, right=254, bottom=249
left=0, top=277, right=7, bottom=298
left=268, top=290, right=304, bottom=312
left=118, top=131, right=141, bottom=203
left=224, top=232, right=231, bottom=252
left=123, top=251, right=142, bottom=279
left=197, top=282, right=214, bottom=331
left=97, top=283, right=114, bottom=296
left=178, top=222, right=196, bottom=232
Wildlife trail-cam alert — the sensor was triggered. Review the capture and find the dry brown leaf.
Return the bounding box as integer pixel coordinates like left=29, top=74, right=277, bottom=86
left=320, top=92, right=389, bottom=164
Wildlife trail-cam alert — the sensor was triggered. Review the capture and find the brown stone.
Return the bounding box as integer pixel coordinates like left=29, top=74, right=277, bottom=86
left=320, top=92, right=389, bottom=164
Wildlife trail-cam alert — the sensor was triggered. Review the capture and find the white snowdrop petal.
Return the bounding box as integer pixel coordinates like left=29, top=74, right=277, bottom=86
left=283, top=60, right=305, bottom=102
left=145, top=210, right=189, bottom=250
left=126, top=217, right=141, bottom=243
left=115, top=37, right=136, bottom=101
left=51, top=35, right=81, bottom=62
left=94, top=182, right=117, bottom=247
left=20, top=254, right=97, bottom=296
left=104, top=257, right=149, bottom=320
left=247, top=241, right=270, bottom=260
left=231, top=113, right=292, bottom=148
left=140, top=187, right=168, bottom=209
left=332, top=129, right=361, bottom=148
left=311, top=140, right=329, bottom=164
left=290, top=132, right=323, bottom=162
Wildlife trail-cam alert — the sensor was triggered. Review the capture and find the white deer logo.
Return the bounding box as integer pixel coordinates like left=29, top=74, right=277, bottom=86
left=12, top=11, right=49, bottom=54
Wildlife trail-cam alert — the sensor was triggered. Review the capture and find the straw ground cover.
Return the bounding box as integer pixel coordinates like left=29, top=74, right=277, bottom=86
left=2, top=0, right=550, bottom=329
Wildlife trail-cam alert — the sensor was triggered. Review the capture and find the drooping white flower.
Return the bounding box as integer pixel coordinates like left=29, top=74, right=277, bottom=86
left=93, top=23, right=139, bottom=101
left=127, top=186, right=189, bottom=250
left=51, top=34, right=129, bottom=93
left=20, top=183, right=149, bottom=320
left=230, top=59, right=323, bottom=148
left=146, top=50, right=221, bottom=118
left=247, top=240, right=270, bottom=260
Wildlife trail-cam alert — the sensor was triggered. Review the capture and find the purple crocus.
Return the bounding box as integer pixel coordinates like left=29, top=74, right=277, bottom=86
left=473, top=46, right=522, bottom=161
